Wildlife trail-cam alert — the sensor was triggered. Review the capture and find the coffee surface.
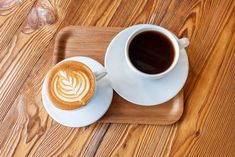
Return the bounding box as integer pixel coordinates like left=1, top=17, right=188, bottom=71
left=128, top=31, right=175, bottom=74
left=47, top=61, right=95, bottom=110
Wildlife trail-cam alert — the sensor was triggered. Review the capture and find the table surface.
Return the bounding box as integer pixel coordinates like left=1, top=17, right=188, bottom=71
left=0, top=0, right=234, bottom=156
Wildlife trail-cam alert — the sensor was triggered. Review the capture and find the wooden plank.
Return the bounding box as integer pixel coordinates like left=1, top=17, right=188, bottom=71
left=0, top=0, right=79, bottom=155
left=169, top=4, right=235, bottom=156
left=95, top=124, right=177, bottom=157
left=0, top=0, right=37, bottom=51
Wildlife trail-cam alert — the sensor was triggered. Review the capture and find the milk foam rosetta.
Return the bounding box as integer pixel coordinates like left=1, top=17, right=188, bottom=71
left=53, top=70, right=90, bottom=103
left=47, top=61, right=95, bottom=110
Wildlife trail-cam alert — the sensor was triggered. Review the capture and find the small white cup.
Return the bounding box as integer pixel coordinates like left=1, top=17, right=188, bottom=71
left=43, top=59, right=107, bottom=110
left=125, top=25, right=189, bottom=79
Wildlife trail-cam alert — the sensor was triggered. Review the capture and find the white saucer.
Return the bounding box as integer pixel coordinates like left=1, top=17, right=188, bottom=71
left=41, top=57, right=113, bottom=127
left=105, top=24, right=189, bottom=106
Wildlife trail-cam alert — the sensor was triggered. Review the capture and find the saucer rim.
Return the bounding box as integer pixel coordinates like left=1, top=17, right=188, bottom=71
left=104, top=24, right=189, bottom=106
left=41, top=56, right=113, bottom=127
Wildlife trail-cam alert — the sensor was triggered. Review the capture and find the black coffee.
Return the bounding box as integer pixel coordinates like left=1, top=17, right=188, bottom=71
left=128, top=31, right=175, bottom=74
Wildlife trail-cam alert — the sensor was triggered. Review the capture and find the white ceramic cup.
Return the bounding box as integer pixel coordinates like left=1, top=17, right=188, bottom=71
left=43, top=59, right=107, bottom=110
left=125, top=25, right=189, bottom=79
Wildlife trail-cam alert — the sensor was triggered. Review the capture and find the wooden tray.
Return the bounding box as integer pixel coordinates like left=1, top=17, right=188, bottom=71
left=53, top=26, right=184, bottom=125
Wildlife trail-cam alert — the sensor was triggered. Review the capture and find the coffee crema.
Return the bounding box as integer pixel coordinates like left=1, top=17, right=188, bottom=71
left=47, top=61, right=95, bottom=110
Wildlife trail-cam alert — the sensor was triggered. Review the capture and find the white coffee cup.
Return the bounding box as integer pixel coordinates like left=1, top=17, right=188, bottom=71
left=43, top=59, right=107, bottom=110
left=125, top=25, right=189, bottom=79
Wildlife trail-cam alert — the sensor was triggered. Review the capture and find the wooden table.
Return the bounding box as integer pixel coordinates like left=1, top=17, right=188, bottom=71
left=0, top=0, right=234, bottom=156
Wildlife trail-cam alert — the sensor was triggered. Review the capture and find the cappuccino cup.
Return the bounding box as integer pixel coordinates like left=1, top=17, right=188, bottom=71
left=43, top=60, right=106, bottom=110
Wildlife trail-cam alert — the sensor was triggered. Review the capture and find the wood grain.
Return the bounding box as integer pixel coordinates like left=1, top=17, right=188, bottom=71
left=53, top=26, right=184, bottom=125
left=0, top=0, right=37, bottom=51
left=0, top=0, right=234, bottom=156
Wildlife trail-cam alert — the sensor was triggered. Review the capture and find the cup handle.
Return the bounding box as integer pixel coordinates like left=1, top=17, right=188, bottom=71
left=94, top=70, right=107, bottom=81
left=178, top=37, right=189, bottom=49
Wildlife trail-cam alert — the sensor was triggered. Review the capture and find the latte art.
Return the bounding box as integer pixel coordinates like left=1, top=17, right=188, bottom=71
left=47, top=61, right=96, bottom=110
left=53, top=70, right=90, bottom=103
